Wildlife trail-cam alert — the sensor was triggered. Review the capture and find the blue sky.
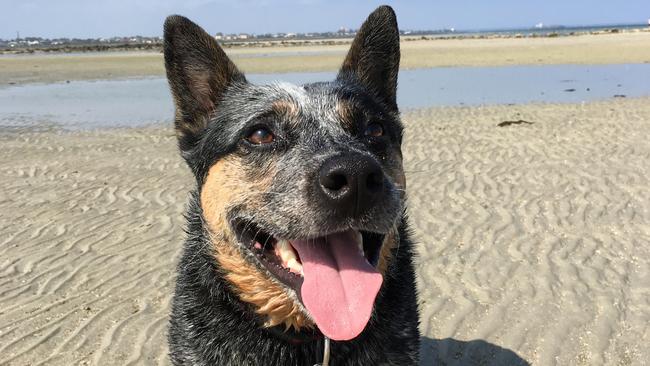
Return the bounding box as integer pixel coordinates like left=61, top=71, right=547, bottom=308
left=1, top=0, right=648, bottom=39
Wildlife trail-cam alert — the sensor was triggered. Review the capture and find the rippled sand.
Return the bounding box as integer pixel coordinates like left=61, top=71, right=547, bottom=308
left=1, top=98, right=649, bottom=365
left=407, top=99, right=650, bottom=365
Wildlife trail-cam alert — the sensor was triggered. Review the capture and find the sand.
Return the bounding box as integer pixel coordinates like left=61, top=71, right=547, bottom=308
left=1, top=97, right=649, bottom=365
left=2, top=31, right=650, bottom=85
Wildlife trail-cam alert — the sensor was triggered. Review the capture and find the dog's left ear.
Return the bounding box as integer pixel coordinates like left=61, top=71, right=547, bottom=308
left=338, top=6, right=400, bottom=112
left=164, top=15, right=246, bottom=152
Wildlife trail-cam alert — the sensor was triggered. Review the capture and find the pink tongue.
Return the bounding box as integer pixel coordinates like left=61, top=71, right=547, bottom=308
left=290, top=230, right=383, bottom=341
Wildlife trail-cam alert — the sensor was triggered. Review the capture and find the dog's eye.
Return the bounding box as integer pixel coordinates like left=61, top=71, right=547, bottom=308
left=364, top=122, right=384, bottom=137
left=246, top=128, right=275, bottom=145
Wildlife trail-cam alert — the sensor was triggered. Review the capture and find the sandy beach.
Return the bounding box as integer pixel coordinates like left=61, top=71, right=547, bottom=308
left=1, top=96, right=649, bottom=365
left=2, top=26, right=650, bottom=365
left=2, top=31, right=650, bottom=85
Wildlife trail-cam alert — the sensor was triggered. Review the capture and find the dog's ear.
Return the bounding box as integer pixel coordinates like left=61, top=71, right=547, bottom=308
left=164, top=15, right=246, bottom=151
left=338, top=6, right=400, bottom=112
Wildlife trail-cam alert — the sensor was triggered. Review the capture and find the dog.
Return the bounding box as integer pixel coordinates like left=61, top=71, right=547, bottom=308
left=164, top=6, right=420, bottom=365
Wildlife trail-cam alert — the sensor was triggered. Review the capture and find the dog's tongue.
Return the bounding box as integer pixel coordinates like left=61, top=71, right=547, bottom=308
left=290, top=230, right=383, bottom=341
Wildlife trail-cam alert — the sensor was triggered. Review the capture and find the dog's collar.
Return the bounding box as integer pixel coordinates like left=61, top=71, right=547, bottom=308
left=266, top=325, right=324, bottom=345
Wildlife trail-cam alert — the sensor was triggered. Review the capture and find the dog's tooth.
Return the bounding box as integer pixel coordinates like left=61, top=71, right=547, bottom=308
left=276, top=239, right=297, bottom=263
left=287, top=258, right=303, bottom=274
left=276, top=239, right=289, bottom=249
left=277, top=239, right=305, bottom=275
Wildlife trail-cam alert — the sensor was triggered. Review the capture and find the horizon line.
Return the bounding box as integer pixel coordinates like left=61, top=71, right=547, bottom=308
left=3, top=21, right=648, bottom=41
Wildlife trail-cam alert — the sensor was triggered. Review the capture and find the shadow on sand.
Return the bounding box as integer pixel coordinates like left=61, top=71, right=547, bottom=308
left=420, top=337, right=530, bottom=366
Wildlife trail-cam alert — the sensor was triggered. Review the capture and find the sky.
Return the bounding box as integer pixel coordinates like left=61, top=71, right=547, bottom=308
left=0, top=0, right=649, bottom=39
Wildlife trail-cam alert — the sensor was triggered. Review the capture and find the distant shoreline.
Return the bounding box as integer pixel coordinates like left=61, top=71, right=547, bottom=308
left=2, top=25, right=648, bottom=55
left=2, top=32, right=650, bottom=86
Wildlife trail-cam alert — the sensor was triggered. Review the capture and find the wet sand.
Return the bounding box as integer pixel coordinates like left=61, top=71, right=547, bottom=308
left=1, top=97, right=649, bottom=365
left=2, top=31, right=650, bottom=85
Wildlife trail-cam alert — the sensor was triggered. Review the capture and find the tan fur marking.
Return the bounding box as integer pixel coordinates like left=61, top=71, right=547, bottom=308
left=201, top=159, right=313, bottom=330
left=336, top=100, right=353, bottom=120
left=271, top=99, right=300, bottom=120
left=214, top=239, right=312, bottom=329
left=377, top=228, right=398, bottom=275
left=335, top=100, right=357, bottom=131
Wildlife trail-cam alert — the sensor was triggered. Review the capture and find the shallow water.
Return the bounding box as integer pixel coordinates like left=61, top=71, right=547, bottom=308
left=1, top=64, right=649, bottom=129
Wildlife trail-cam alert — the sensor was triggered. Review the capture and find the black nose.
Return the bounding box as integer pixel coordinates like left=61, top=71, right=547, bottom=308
left=318, top=154, right=384, bottom=215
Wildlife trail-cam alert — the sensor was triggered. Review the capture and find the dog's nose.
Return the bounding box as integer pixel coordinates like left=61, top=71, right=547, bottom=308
left=318, top=154, right=384, bottom=214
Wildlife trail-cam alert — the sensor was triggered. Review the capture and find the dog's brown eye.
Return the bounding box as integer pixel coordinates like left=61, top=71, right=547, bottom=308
left=364, top=123, right=384, bottom=137
left=246, top=128, right=274, bottom=144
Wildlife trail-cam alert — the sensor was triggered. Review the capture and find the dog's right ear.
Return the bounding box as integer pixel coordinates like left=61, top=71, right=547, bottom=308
left=164, top=15, right=246, bottom=152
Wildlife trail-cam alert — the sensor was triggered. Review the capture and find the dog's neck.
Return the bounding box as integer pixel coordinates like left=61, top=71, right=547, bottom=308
left=266, top=324, right=323, bottom=344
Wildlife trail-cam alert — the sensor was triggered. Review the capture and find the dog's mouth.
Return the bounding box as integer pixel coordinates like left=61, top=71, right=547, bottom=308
left=233, top=220, right=385, bottom=341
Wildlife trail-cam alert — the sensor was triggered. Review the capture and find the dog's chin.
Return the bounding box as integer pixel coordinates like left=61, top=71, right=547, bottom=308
left=231, top=219, right=386, bottom=302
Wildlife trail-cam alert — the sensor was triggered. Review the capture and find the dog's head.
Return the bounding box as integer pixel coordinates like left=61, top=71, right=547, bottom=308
left=164, top=6, right=405, bottom=341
